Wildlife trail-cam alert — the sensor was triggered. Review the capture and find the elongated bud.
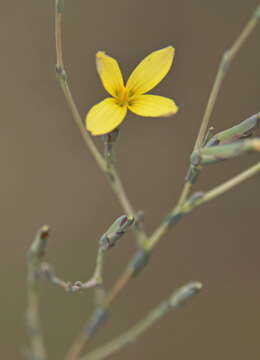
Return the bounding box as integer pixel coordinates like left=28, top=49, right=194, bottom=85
left=28, top=225, right=50, bottom=260
left=254, top=4, right=260, bottom=19
left=56, top=0, right=65, bottom=13
left=169, top=282, right=202, bottom=308
left=191, top=138, right=260, bottom=165
left=202, top=126, right=215, bottom=146
left=99, top=215, right=134, bottom=250
left=206, top=113, right=260, bottom=146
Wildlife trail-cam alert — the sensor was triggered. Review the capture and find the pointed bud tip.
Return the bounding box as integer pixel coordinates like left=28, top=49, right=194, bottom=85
left=170, top=281, right=203, bottom=307
left=40, top=225, right=50, bottom=239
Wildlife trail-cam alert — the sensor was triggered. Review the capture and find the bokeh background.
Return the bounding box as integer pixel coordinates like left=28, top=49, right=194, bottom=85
left=1, top=0, right=260, bottom=359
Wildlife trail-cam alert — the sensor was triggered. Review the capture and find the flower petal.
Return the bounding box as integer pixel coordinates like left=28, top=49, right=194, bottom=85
left=128, top=95, right=178, bottom=117
left=96, top=51, right=124, bottom=97
left=86, top=98, right=127, bottom=136
left=126, top=46, right=175, bottom=96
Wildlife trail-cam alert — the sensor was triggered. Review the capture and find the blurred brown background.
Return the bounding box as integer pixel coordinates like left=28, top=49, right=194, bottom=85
left=1, top=0, right=260, bottom=359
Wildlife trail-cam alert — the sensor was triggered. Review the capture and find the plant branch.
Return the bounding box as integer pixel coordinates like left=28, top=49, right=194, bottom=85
left=54, top=2, right=260, bottom=358
left=54, top=0, right=147, bottom=245
left=26, top=226, right=49, bottom=360
left=190, top=161, right=260, bottom=208
left=80, top=282, right=202, bottom=360
left=173, top=4, right=260, bottom=211
left=194, top=4, right=260, bottom=151
left=108, top=160, right=260, bottom=302
left=148, top=161, right=260, bottom=250
left=67, top=7, right=260, bottom=350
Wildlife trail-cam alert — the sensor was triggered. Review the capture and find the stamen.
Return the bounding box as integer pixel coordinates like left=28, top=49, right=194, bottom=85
left=116, top=87, right=129, bottom=106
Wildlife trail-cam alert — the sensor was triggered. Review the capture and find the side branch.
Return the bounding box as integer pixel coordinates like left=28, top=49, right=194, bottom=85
left=80, top=282, right=202, bottom=360
left=193, top=161, right=260, bottom=208
left=54, top=0, right=147, bottom=245
left=26, top=226, right=49, bottom=360
left=194, top=4, right=260, bottom=151
left=175, top=4, right=260, bottom=211
left=148, top=161, right=260, bottom=250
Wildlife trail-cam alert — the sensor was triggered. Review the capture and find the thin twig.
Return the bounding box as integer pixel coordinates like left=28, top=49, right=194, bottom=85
left=194, top=3, right=260, bottom=151
left=148, top=161, right=260, bottom=250
left=176, top=3, right=260, bottom=210
left=54, top=0, right=147, bottom=245
left=80, top=282, right=202, bottom=360
left=192, top=161, right=260, bottom=208
left=148, top=3, right=260, bottom=238
left=69, top=158, right=260, bottom=358
left=26, top=226, right=49, bottom=360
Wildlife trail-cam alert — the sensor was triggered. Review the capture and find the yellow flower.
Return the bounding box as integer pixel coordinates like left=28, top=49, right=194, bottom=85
left=86, top=46, right=178, bottom=136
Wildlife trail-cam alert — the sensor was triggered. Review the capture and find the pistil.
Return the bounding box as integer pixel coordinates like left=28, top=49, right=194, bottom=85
left=116, top=87, right=129, bottom=107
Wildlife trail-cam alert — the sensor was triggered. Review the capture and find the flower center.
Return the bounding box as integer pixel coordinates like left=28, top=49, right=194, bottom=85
left=116, top=86, right=129, bottom=107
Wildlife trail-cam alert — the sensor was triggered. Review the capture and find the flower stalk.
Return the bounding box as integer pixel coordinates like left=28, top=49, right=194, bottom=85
left=54, top=0, right=147, bottom=247
left=80, top=282, right=202, bottom=360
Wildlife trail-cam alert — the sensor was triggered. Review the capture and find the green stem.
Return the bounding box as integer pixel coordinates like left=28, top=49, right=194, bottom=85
left=148, top=2, right=260, bottom=244
left=174, top=3, right=260, bottom=211
left=193, top=161, right=260, bottom=208
left=26, top=226, right=49, bottom=360
left=54, top=0, right=147, bottom=246
left=149, top=161, right=260, bottom=250
left=194, top=4, right=260, bottom=151
left=72, top=159, right=260, bottom=355
left=80, top=282, right=202, bottom=360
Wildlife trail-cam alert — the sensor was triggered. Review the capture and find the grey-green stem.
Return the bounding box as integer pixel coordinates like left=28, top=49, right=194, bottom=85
left=80, top=282, right=202, bottom=360
left=54, top=0, right=147, bottom=247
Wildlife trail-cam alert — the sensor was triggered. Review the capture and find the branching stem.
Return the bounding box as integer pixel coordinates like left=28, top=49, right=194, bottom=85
left=80, top=282, right=202, bottom=360
left=54, top=0, right=147, bottom=245
left=194, top=3, right=260, bottom=152
left=175, top=3, right=260, bottom=210
left=52, top=2, right=260, bottom=360
left=63, top=5, right=260, bottom=360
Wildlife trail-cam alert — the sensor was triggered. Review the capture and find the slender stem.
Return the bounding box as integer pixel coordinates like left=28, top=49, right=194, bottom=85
left=104, top=268, right=133, bottom=305
left=80, top=282, right=202, bottom=360
left=194, top=161, right=260, bottom=207
left=174, top=182, right=193, bottom=210
left=83, top=304, right=170, bottom=360
left=88, top=160, right=260, bottom=314
left=58, top=80, right=105, bottom=171
left=193, top=4, right=260, bottom=151
left=26, top=291, right=47, bottom=360
left=149, top=161, right=260, bottom=250
left=82, top=248, right=106, bottom=289
left=172, top=3, right=260, bottom=212
left=64, top=271, right=133, bottom=360
left=26, top=226, right=49, bottom=360
left=71, top=145, right=260, bottom=359
left=146, top=220, right=169, bottom=251
left=54, top=1, right=146, bottom=244
left=163, top=3, right=260, bottom=213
